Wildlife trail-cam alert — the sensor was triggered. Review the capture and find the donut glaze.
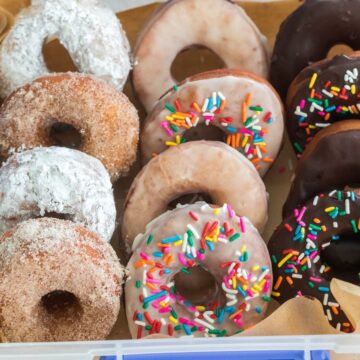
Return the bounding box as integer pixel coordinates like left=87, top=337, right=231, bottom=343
left=286, top=54, right=360, bottom=155
left=122, top=141, right=268, bottom=248
left=0, top=218, right=124, bottom=342
left=0, top=0, right=131, bottom=98
left=141, top=69, right=284, bottom=177
left=0, top=73, right=139, bottom=181
left=283, top=120, right=360, bottom=217
left=132, top=0, right=270, bottom=111
left=0, top=147, right=116, bottom=242
left=269, top=191, right=359, bottom=332
left=270, top=0, right=360, bottom=100
left=126, top=202, right=272, bottom=338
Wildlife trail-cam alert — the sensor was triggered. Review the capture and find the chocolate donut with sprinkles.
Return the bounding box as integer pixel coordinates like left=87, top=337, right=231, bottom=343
left=268, top=191, right=360, bottom=332
left=125, top=202, right=272, bottom=338
left=286, top=54, right=360, bottom=155
left=270, top=0, right=360, bottom=100
left=141, top=69, right=284, bottom=177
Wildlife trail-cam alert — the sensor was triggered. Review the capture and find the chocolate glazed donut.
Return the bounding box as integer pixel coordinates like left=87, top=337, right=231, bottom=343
left=286, top=54, right=360, bottom=155
left=269, top=191, right=359, bottom=332
left=270, top=0, right=360, bottom=100
left=283, top=120, right=360, bottom=217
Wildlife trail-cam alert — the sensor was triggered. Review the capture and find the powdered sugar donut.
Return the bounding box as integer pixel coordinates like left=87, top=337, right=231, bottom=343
left=0, top=73, right=139, bottom=181
left=122, top=141, right=268, bottom=247
left=141, top=69, right=284, bottom=176
left=132, top=0, right=270, bottom=111
left=126, top=202, right=272, bottom=338
left=0, top=218, right=124, bottom=342
left=0, top=0, right=131, bottom=98
left=0, top=147, right=116, bottom=242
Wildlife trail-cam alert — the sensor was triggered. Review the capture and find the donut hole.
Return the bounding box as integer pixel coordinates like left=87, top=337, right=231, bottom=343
left=40, top=290, right=83, bottom=322
left=171, top=45, right=225, bottom=82
left=167, top=192, right=213, bottom=210
left=182, top=123, right=227, bottom=143
left=174, top=266, right=223, bottom=306
left=36, top=212, right=72, bottom=221
left=49, top=122, right=83, bottom=149
left=327, top=44, right=354, bottom=59
left=321, top=232, right=360, bottom=284
left=42, top=37, right=78, bottom=73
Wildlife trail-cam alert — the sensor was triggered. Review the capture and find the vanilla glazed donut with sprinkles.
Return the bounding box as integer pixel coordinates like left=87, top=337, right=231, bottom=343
left=286, top=53, right=360, bottom=155
left=141, top=70, right=284, bottom=177
left=125, top=202, right=272, bottom=338
left=268, top=191, right=360, bottom=333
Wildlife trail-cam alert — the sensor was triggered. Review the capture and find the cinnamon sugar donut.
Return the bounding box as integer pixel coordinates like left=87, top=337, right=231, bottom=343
left=122, top=141, right=268, bottom=248
left=141, top=69, right=284, bottom=176
left=0, top=147, right=116, bottom=242
left=0, top=73, right=139, bottom=181
left=126, top=202, right=272, bottom=338
left=0, top=218, right=124, bottom=342
left=0, top=0, right=131, bottom=98
left=132, top=0, right=270, bottom=111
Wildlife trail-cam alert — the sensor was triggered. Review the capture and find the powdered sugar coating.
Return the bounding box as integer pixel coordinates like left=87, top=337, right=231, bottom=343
left=0, top=218, right=124, bottom=342
left=0, top=0, right=131, bottom=98
left=0, top=147, right=116, bottom=242
left=0, top=72, right=139, bottom=181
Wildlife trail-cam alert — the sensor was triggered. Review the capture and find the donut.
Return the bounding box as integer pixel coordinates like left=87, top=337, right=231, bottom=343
left=285, top=54, right=360, bottom=155
left=141, top=69, right=284, bottom=177
left=0, top=0, right=131, bottom=98
left=125, top=202, right=272, bottom=338
left=132, top=0, right=270, bottom=111
left=0, top=147, right=116, bottom=242
left=283, top=120, right=360, bottom=217
left=122, top=141, right=268, bottom=248
left=270, top=0, right=360, bottom=100
left=0, top=73, right=139, bottom=181
left=268, top=191, right=359, bottom=333
left=0, top=217, right=124, bottom=342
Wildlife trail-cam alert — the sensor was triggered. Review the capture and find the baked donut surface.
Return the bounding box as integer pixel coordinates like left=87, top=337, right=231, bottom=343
left=132, top=0, right=270, bottom=111
left=0, top=73, right=139, bottom=181
left=0, top=0, right=131, bottom=98
left=141, top=69, right=284, bottom=177
left=283, top=120, right=360, bottom=217
left=122, top=141, right=268, bottom=248
left=0, top=218, right=124, bottom=342
left=270, top=0, right=360, bottom=100
left=0, top=147, right=116, bottom=242
left=269, top=191, right=359, bottom=332
left=286, top=54, right=360, bottom=155
left=126, top=202, right=272, bottom=338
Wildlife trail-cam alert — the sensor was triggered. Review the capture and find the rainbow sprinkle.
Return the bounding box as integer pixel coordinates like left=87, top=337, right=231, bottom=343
left=292, top=67, right=360, bottom=154
left=128, top=203, right=272, bottom=338
left=160, top=91, right=274, bottom=171
left=269, top=191, right=358, bottom=332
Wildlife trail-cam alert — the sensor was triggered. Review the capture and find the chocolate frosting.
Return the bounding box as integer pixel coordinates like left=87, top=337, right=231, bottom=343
left=283, top=127, right=360, bottom=216
left=269, top=191, right=359, bottom=331
left=285, top=54, right=360, bottom=154
left=270, top=0, right=360, bottom=100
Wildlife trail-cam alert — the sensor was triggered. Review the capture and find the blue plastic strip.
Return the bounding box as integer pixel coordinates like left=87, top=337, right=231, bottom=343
left=100, top=350, right=330, bottom=360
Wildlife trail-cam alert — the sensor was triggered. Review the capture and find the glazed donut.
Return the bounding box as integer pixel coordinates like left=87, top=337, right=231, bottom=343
left=283, top=120, right=360, bottom=217
left=141, top=69, right=284, bottom=177
left=270, top=0, right=360, bottom=100
left=0, top=218, right=124, bottom=342
left=0, top=0, right=131, bottom=98
left=122, top=141, right=268, bottom=248
left=132, top=0, right=270, bottom=111
left=0, top=73, right=139, bottom=181
left=126, top=202, right=272, bottom=338
left=286, top=54, right=360, bottom=155
left=268, top=191, right=359, bottom=332
left=0, top=147, right=116, bottom=242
